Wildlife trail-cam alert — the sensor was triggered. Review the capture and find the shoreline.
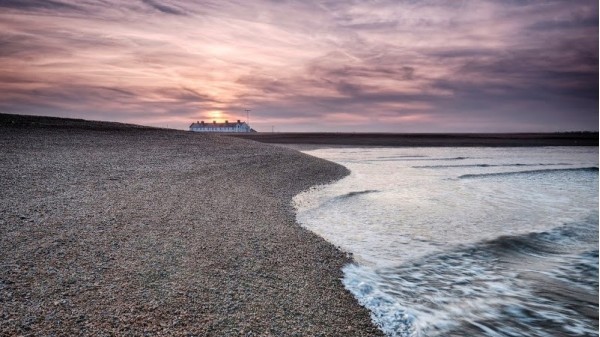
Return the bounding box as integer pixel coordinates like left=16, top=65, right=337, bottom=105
left=0, top=114, right=383, bottom=336
left=231, top=132, right=599, bottom=147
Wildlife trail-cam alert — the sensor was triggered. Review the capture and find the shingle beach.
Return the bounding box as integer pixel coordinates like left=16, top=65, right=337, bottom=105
left=0, top=114, right=383, bottom=336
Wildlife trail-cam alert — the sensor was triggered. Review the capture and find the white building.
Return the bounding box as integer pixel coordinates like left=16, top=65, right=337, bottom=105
left=189, top=120, right=253, bottom=133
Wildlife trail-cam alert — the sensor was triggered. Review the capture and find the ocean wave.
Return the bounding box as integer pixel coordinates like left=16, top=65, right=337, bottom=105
left=343, top=218, right=599, bottom=337
left=376, top=155, right=429, bottom=159
left=337, top=190, right=380, bottom=198
left=413, top=163, right=572, bottom=169
left=354, top=157, right=472, bottom=163
left=459, top=167, right=598, bottom=179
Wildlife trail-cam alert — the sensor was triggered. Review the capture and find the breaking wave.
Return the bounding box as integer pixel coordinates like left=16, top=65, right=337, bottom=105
left=337, top=190, right=380, bottom=198
left=413, top=163, right=572, bottom=169
left=294, top=146, right=599, bottom=337
left=459, top=167, right=598, bottom=179
left=343, top=218, right=599, bottom=337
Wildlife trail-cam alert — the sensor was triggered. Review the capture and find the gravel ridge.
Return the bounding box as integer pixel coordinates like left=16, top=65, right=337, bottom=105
left=0, top=116, right=383, bottom=336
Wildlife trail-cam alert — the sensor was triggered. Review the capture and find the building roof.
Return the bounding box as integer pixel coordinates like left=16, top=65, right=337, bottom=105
left=190, top=121, right=248, bottom=128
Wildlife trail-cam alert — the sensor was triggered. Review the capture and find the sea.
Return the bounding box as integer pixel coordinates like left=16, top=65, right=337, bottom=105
left=293, top=147, right=599, bottom=337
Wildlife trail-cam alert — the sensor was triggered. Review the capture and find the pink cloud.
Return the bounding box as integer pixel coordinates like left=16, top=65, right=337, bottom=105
left=0, top=0, right=597, bottom=131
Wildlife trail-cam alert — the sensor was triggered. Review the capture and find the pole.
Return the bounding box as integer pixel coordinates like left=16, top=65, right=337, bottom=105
left=245, top=109, right=251, bottom=126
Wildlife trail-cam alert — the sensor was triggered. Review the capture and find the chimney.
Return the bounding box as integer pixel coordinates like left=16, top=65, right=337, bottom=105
left=225, top=120, right=228, bottom=124
left=201, top=121, right=204, bottom=125
left=237, top=120, right=241, bottom=123
left=196, top=121, right=199, bottom=124
left=213, top=121, right=216, bottom=124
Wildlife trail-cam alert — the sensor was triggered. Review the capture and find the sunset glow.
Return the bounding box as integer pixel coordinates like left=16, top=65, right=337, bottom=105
left=0, top=1, right=597, bottom=132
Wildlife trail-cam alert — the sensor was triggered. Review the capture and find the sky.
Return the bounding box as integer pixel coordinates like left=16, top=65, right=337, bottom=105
left=0, top=0, right=598, bottom=132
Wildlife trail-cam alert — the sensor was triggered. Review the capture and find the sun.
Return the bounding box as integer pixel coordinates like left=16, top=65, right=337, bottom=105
left=209, top=110, right=223, bottom=121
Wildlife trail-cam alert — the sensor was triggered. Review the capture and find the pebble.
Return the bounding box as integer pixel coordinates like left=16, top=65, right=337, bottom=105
left=0, top=115, right=383, bottom=336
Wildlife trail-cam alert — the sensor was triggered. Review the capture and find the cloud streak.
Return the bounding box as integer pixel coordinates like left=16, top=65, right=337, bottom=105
left=0, top=0, right=597, bottom=131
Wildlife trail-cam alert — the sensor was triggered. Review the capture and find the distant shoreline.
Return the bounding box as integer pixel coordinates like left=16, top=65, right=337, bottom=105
left=231, top=132, right=599, bottom=147
left=2, top=113, right=596, bottom=147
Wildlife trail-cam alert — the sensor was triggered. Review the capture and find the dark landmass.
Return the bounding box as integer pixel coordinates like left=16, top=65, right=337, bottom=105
left=0, top=113, right=382, bottom=336
left=231, top=132, right=599, bottom=147
left=0, top=113, right=156, bottom=131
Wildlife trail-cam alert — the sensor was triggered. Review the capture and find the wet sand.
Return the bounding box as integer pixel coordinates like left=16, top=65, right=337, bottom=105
left=0, top=114, right=382, bottom=336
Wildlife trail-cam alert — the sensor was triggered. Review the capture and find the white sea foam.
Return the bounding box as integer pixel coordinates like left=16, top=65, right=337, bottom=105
left=294, top=147, right=599, bottom=337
